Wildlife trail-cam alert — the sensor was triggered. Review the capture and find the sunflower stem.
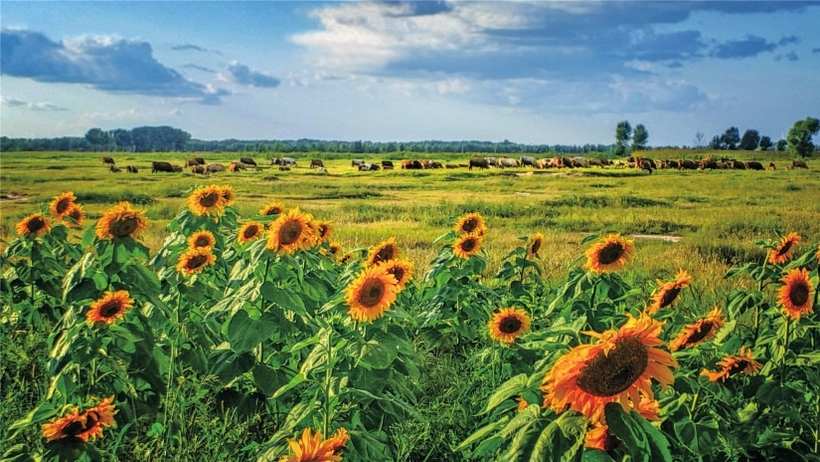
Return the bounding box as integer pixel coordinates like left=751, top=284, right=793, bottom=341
left=781, top=315, right=790, bottom=382
left=323, top=329, right=333, bottom=438
left=689, top=391, right=699, bottom=418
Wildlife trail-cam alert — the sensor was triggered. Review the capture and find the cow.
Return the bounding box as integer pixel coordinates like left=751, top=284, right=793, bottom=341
left=358, top=163, right=380, bottom=171
left=271, top=158, right=281, bottom=165
left=240, top=157, right=257, bottom=167
left=498, top=157, right=520, bottom=168
left=401, top=160, right=423, bottom=169
left=561, top=157, right=576, bottom=168
left=468, top=158, right=489, bottom=170
left=310, top=159, right=325, bottom=169
left=426, top=161, right=443, bottom=169
left=109, top=164, right=122, bottom=173
left=666, top=160, right=680, bottom=169
left=768, top=162, right=776, bottom=171
left=126, top=165, right=139, bottom=174
left=229, top=162, right=246, bottom=172
left=729, top=160, right=746, bottom=170
left=190, top=165, right=207, bottom=175
left=746, top=161, right=764, bottom=171
left=485, top=157, right=498, bottom=167
left=101, top=156, right=115, bottom=165
left=587, top=158, right=605, bottom=167
left=445, top=164, right=460, bottom=169
left=536, top=158, right=551, bottom=169
left=792, top=160, right=808, bottom=169
left=316, top=167, right=328, bottom=174
left=171, top=165, right=183, bottom=173
left=193, top=157, right=205, bottom=165
left=570, top=157, right=589, bottom=168
left=206, top=163, right=226, bottom=173
left=152, top=161, right=175, bottom=173
left=381, top=160, right=394, bottom=170
left=636, top=158, right=653, bottom=174
left=351, top=159, right=365, bottom=168
left=700, top=160, right=718, bottom=170
left=520, top=156, right=537, bottom=167
left=185, top=159, right=201, bottom=167
left=679, top=160, right=698, bottom=170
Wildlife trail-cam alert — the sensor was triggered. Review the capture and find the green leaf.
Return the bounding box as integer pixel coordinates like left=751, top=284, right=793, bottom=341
left=273, top=373, right=307, bottom=399
left=227, top=310, right=277, bottom=353
left=673, top=418, right=699, bottom=454
left=581, top=449, right=616, bottom=462
left=252, top=364, right=285, bottom=397
left=455, top=417, right=509, bottom=451
left=358, top=339, right=397, bottom=370
left=210, top=351, right=255, bottom=385
left=604, top=403, right=649, bottom=462
left=260, top=282, right=306, bottom=315
left=482, top=373, right=528, bottom=415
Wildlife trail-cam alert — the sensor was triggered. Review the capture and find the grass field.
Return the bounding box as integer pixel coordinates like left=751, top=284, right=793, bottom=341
left=2, top=149, right=819, bottom=461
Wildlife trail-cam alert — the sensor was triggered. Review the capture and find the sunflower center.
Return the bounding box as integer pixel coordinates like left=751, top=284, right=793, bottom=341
left=279, top=221, right=303, bottom=246
left=389, top=267, right=405, bottom=284
left=776, top=241, right=793, bottom=257
left=111, top=216, right=138, bottom=237
left=462, top=218, right=479, bottom=233
left=199, top=192, right=220, bottom=208
left=499, top=316, right=523, bottom=334
left=243, top=225, right=259, bottom=239
left=99, top=301, right=122, bottom=318
left=56, top=199, right=71, bottom=214
left=685, top=321, right=714, bottom=344
left=659, top=287, right=682, bottom=308
left=576, top=337, right=649, bottom=397
left=789, top=282, right=809, bottom=306
left=460, top=238, right=477, bottom=252
left=27, top=216, right=46, bottom=233
left=69, top=209, right=82, bottom=221
left=195, top=236, right=211, bottom=247
left=727, top=360, right=749, bottom=377
left=530, top=240, right=542, bottom=255
left=319, top=224, right=329, bottom=239
left=357, top=279, right=385, bottom=308
left=375, top=246, right=395, bottom=264
left=598, top=243, right=625, bottom=265
left=62, top=419, right=87, bottom=437
left=187, top=255, right=208, bottom=270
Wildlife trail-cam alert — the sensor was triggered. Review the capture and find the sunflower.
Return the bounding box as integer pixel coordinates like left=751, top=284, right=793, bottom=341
left=367, top=237, right=400, bottom=266
left=701, top=346, right=762, bottom=382
left=669, top=307, right=725, bottom=351
left=237, top=221, right=264, bottom=245
left=777, top=268, right=815, bottom=320
left=541, top=313, right=677, bottom=424
left=328, top=242, right=343, bottom=256
left=585, top=234, right=635, bottom=274
left=187, top=230, right=216, bottom=250
left=316, top=221, right=333, bottom=243
left=488, top=307, right=531, bottom=344
left=379, top=259, right=414, bottom=291
left=87, top=290, right=135, bottom=325
left=63, top=204, right=84, bottom=228
left=768, top=232, right=801, bottom=265
left=42, top=396, right=117, bottom=442
left=647, top=269, right=692, bottom=314
left=188, top=185, right=225, bottom=217
left=453, top=232, right=483, bottom=259
left=584, top=398, right=660, bottom=451
left=279, top=428, right=340, bottom=462
left=259, top=201, right=285, bottom=216
left=344, top=265, right=399, bottom=322
left=176, top=248, right=217, bottom=276
left=49, top=191, right=77, bottom=219
left=94, top=202, right=148, bottom=240
left=454, top=212, right=486, bottom=236
left=266, top=208, right=316, bottom=254
left=15, top=213, right=52, bottom=238
left=219, top=184, right=236, bottom=207
left=327, top=428, right=349, bottom=455
left=527, top=232, right=545, bottom=259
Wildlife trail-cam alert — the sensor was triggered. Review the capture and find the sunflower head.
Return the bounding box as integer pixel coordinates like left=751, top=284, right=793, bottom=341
left=87, top=290, right=135, bottom=325
left=701, top=346, right=762, bottom=382
left=188, top=185, right=225, bottom=217
left=316, top=221, right=333, bottom=242
left=367, top=237, right=400, bottom=266
left=188, top=230, right=217, bottom=250
left=647, top=269, right=692, bottom=314
left=219, top=185, right=236, bottom=206
left=541, top=313, right=677, bottom=424
left=42, top=396, right=117, bottom=443
left=176, top=248, right=217, bottom=276
left=585, top=234, right=635, bottom=274
left=453, top=232, right=483, bottom=259
left=768, top=232, right=801, bottom=265
left=527, top=232, right=545, bottom=259
left=259, top=201, right=285, bottom=216
left=327, top=428, right=348, bottom=455
left=378, top=259, right=414, bottom=291
left=777, top=268, right=815, bottom=320
left=266, top=208, right=316, bottom=254
left=669, top=306, right=725, bottom=351
left=488, top=307, right=531, bottom=344
left=237, top=221, right=264, bottom=245
left=49, top=191, right=77, bottom=219
left=94, top=202, right=148, bottom=240
left=344, top=265, right=399, bottom=323
left=454, top=212, right=487, bottom=236
left=63, top=204, right=84, bottom=228
left=328, top=242, right=343, bottom=256
left=281, top=428, right=341, bottom=462
left=16, top=213, right=52, bottom=238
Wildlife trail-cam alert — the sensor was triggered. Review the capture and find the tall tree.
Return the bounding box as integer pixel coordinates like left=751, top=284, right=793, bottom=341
left=720, top=127, right=740, bottom=150
left=693, top=132, right=705, bottom=148
left=758, top=136, right=773, bottom=151
left=776, top=139, right=788, bottom=151
left=614, top=120, right=632, bottom=156
left=739, top=129, right=761, bottom=150
left=85, top=128, right=110, bottom=151
left=787, top=117, right=820, bottom=158
left=708, top=135, right=723, bottom=150
left=631, top=124, right=648, bottom=150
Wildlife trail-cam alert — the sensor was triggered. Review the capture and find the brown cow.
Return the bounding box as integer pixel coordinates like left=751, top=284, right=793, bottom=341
left=171, top=165, right=183, bottom=173
left=126, top=165, right=138, bottom=173
left=381, top=160, right=394, bottom=169
left=101, top=156, right=115, bottom=165
left=729, top=160, right=746, bottom=170
left=792, top=159, right=808, bottom=169
left=190, top=165, right=207, bottom=175
left=109, top=164, right=122, bottom=173
left=701, top=160, right=718, bottom=170
left=468, top=158, right=489, bottom=170
left=206, top=163, right=225, bottom=173
left=229, top=162, right=245, bottom=172
left=768, top=162, right=776, bottom=171
left=746, top=161, right=764, bottom=171
left=240, top=157, right=257, bottom=166
left=185, top=159, right=200, bottom=167
left=401, top=160, right=423, bottom=169
left=679, top=160, right=698, bottom=170
left=310, top=159, right=324, bottom=169
left=152, top=161, right=175, bottom=173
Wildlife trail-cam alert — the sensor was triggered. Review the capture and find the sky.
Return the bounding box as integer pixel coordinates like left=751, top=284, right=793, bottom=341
left=2, top=1, right=819, bottom=146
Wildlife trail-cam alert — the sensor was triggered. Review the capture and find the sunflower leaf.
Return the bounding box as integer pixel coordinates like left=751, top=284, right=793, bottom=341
left=482, top=373, right=529, bottom=415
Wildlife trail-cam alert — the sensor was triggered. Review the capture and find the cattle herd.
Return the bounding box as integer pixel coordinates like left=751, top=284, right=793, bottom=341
left=99, top=155, right=810, bottom=176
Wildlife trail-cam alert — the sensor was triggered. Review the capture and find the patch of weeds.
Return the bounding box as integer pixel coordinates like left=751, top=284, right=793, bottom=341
left=542, top=195, right=610, bottom=208
left=261, top=175, right=279, bottom=182
left=44, top=165, right=68, bottom=170
left=588, top=182, right=617, bottom=188
left=619, top=195, right=670, bottom=208
left=682, top=195, right=710, bottom=204
left=75, top=192, right=156, bottom=205
left=786, top=183, right=801, bottom=191
left=443, top=173, right=478, bottom=181
left=308, top=191, right=383, bottom=200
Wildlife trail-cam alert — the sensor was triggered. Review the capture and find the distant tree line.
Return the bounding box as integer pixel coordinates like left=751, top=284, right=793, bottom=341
left=702, top=117, right=819, bottom=157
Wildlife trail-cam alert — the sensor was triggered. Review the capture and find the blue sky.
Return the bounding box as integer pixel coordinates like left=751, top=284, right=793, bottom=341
left=2, top=1, right=819, bottom=146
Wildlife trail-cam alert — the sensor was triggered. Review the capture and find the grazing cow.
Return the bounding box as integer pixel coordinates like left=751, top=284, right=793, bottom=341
left=101, top=156, right=115, bottom=165
left=729, top=160, right=746, bottom=170
left=351, top=159, right=365, bottom=168
left=126, top=165, right=138, bottom=174
left=571, top=157, right=590, bottom=168
left=240, top=157, right=257, bottom=166
left=358, top=163, right=380, bottom=171
left=768, top=162, right=776, bottom=171
left=401, top=159, right=423, bottom=169
left=520, top=156, right=537, bottom=167
left=634, top=157, right=653, bottom=173
left=561, top=157, right=575, bottom=168
left=587, top=158, right=604, bottom=167
left=792, top=160, right=808, bottom=169
left=190, top=165, right=207, bottom=175
left=746, top=161, right=764, bottom=171
left=151, top=161, right=175, bottom=173
left=185, top=159, right=201, bottom=167
left=193, top=157, right=205, bottom=165
left=206, top=163, right=226, bottom=173
left=700, top=160, right=718, bottom=170
left=498, top=157, right=520, bottom=168
left=468, top=158, right=489, bottom=170
left=310, top=159, right=325, bottom=169
left=485, top=157, right=498, bottom=167
left=229, top=162, right=246, bottom=172
left=679, top=160, right=698, bottom=170
left=171, top=165, right=183, bottom=173
left=666, top=160, right=680, bottom=169
left=109, top=164, right=122, bottom=173
left=427, top=161, right=443, bottom=169
left=271, top=158, right=282, bottom=165
left=381, top=160, right=394, bottom=170
left=316, top=167, right=328, bottom=173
